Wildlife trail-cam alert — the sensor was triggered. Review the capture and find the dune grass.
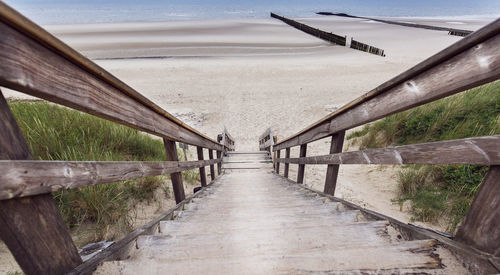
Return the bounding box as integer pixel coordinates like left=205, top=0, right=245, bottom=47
left=8, top=100, right=200, bottom=241
left=347, top=81, right=500, bottom=232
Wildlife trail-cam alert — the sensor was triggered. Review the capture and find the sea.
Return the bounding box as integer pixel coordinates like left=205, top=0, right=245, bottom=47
left=4, top=0, right=500, bottom=25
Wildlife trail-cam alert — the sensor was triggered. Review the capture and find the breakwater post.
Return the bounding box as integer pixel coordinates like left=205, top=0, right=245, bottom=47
left=271, top=12, right=385, bottom=57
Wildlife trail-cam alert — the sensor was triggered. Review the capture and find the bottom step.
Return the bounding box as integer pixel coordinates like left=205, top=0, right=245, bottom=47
left=96, top=240, right=442, bottom=274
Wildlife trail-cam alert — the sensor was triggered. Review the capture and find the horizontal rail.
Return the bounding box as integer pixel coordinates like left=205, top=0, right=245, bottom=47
left=274, top=18, right=500, bottom=151
left=259, top=138, right=273, bottom=150
left=0, top=159, right=222, bottom=200
left=0, top=2, right=222, bottom=151
left=259, top=127, right=272, bottom=141
left=277, top=136, right=499, bottom=165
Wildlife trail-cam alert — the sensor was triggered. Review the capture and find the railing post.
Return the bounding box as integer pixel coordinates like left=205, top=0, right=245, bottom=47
left=455, top=165, right=500, bottom=256
left=284, top=148, right=291, bottom=178
left=323, top=131, right=345, bottom=195
left=0, top=91, right=82, bottom=274
left=297, top=144, right=307, bottom=184
left=208, top=149, right=215, bottom=181
left=197, top=146, right=207, bottom=187
left=163, top=139, right=186, bottom=204
left=216, top=150, right=222, bottom=175
left=275, top=150, right=281, bottom=174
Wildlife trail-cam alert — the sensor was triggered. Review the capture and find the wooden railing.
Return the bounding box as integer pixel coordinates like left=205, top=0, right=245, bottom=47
left=258, top=127, right=277, bottom=153
left=267, top=17, right=500, bottom=263
left=0, top=2, right=234, bottom=274
left=218, top=127, right=235, bottom=152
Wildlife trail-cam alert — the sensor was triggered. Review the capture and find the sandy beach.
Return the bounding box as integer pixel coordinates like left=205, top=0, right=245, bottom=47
left=1, top=15, right=494, bottom=272
left=4, top=14, right=493, bottom=220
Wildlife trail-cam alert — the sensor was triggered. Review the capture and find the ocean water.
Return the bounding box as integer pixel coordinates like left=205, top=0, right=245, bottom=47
left=4, top=0, right=500, bottom=25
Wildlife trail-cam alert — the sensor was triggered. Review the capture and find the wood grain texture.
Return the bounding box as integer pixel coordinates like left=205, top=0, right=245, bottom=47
left=259, top=127, right=272, bottom=141
left=276, top=173, right=499, bottom=274
left=0, top=2, right=220, bottom=147
left=0, top=159, right=222, bottom=201
left=68, top=180, right=217, bottom=275
left=216, top=150, right=222, bottom=175
left=323, top=131, right=345, bottom=196
left=455, top=166, right=500, bottom=256
left=0, top=90, right=82, bottom=274
left=209, top=149, right=215, bottom=181
left=275, top=150, right=281, bottom=174
left=274, top=18, right=500, bottom=151
left=163, top=139, right=185, bottom=204
left=277, top=135, right=500, bottom=165
left=197, top=147, right=207, bottom=187
left=297, top=144, right=307, bottom=184
left=0, top=20, right=223, bottom=151
left=284, top=148, right=291, bottom=178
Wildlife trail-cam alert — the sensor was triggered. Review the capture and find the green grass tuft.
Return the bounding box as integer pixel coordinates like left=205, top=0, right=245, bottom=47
left=9, top=101, right=200, bottom=241
left=350, top=81, right=500, bottom=232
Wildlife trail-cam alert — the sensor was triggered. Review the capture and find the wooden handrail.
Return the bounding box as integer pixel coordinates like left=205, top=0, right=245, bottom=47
left=264, top=18, right=500, bottom=260
left=0, top=2, right=222, bottom=151
left=0, top=159, right=222, bottom=201
left=0, top=3, right=234, bottom=273
left=220, top=127, right=235, bottom=151
left=277, top=136, right=500, bottom=165
left=258, top=128, right=275, bottom=151
left=274, top=18, right=500, bottom=151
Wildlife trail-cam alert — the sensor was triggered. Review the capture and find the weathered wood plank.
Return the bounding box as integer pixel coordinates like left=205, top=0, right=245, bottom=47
left=275, top=150, right=281, bottom=174
left=277, top=135, right=500, bottom=165
left=0, top=90, right=82, bottom=274
left=455, top=166, right=500, bottom=256
left=275, top=173, right=499, bottom=274
left=274, top=18, right=500, bottom=151
left=163, top=139, right=185, bottom=204
left=284, top=148, right=291, bottom=178
left=323, top=131, right=345, bottom=195
left=0, top=159, right=222, bottom=201
left=0, top=2, right=221, bottom=150
left=216, top=150, right=222, bottom=175
left=0, top=20, right=223, bottom=151
left=297, top=144, right=307, bottom=184
left=259, top=127, right=272, bottom=141
left=68, top=179, right=217, bottom=275
left=208, top=149, right=215, bottom=181
left=197, top=147, right=207, bottom=187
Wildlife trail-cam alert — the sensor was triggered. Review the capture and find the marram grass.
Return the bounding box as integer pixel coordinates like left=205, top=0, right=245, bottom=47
left=348, top=81, right=499, bottom=232
left=9, top=100, right=200, bottom=241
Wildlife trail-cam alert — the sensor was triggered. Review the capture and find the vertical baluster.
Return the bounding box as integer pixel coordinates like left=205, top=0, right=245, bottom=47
left=323, top=131, right=345, bottom=195
left=284, top=148, right=291, bottom=178
left=163, top=139, right=186, bottom=203
left=275, top=150, right=281, bottom=174
left=209, top=149, right=215, bottom=181
left=297, top=144, right=307, bottom=184
left=197, top=146, right=207, bottom=187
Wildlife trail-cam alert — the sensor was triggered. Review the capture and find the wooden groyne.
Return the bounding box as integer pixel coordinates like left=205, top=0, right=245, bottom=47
left=317, top=12, right=473, bottom=37
left=271, top=12, right=385, bottom=56
left=270, top=12, right=346, bottom=46
left=350, top=39, right=385, bottom=56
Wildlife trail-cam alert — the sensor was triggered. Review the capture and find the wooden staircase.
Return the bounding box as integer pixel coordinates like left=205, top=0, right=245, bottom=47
left=95, top=153, right=465, bottom=274
left=222, top=151, right=273, bottom=170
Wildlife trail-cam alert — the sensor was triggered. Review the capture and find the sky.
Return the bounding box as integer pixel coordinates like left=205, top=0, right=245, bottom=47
left=4, top=0, right=500, bottom=24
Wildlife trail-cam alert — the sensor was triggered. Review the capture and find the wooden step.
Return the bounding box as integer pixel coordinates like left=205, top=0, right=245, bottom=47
left=160, top=210, right=368, bottom=235
left=97, top=240, right=441, bottom=274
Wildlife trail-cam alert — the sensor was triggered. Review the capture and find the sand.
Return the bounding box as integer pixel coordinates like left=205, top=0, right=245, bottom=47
left=1, top=15, right=494, bottom=271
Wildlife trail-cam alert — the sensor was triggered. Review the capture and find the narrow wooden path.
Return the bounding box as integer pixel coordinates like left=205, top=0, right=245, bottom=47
left=95, top=152, right=465, bottom=274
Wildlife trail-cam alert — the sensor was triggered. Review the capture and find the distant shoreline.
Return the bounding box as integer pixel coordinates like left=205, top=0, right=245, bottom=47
left=37, top=14, right=500, bottom=27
